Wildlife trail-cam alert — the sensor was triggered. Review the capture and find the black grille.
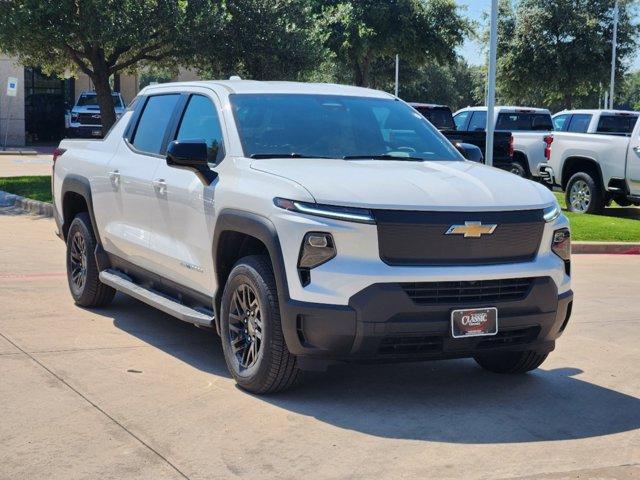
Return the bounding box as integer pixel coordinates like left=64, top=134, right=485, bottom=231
left=400, top=278, right=534, bottom=305
left=378, top=334, right=443, bottom=355
left=375, top=209, right=545, bottom=266
left=78, top=112, right=101, bottom=125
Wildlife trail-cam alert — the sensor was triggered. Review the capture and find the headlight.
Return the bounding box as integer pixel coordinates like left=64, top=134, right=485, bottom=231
left=543, top=203, right=560, bottom=222
left=274, top=197, right=375, bottom=224
left=297, top=232, right=336, bottom=286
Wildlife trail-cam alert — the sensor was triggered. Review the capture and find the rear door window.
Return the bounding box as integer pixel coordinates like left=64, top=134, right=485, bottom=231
left=467, top=111, right=487, bottom=131
left=566, top=114, right=592, bottom=133
left=131, top=94, right=181, bottom=155
left=596, top=115, right=639, bottom=135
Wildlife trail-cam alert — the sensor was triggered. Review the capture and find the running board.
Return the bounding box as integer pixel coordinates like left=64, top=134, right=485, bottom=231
left=99, top=269, right=214, bottom=327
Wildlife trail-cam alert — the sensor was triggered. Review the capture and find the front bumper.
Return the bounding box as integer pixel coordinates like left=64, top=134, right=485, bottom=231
left=280, top=277, right=573, bottom=365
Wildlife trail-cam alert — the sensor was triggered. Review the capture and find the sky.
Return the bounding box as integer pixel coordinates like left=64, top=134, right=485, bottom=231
left=455, top=0, right=640, bottom=71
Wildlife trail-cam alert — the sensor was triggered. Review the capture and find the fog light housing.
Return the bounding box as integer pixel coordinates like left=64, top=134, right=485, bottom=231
left=552, top=228, right=571, bottom=275
left=298, top=232, right=336, bottom=286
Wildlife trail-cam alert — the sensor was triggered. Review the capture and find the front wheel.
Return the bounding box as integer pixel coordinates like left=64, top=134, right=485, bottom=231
left=220, top=255, right=299, bottom=394
left=566, top=172, right=605, bottom=214
left=474, top=350, right=548, bottom=374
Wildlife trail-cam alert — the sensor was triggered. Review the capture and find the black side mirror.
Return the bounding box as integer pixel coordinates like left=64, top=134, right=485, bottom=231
left=166, top=139, right=217, bottom=183
left=454, top=142, right=484, bottom=163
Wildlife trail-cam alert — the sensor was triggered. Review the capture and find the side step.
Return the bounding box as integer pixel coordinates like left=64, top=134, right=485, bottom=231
left=99, top=269, right=214, bottom=327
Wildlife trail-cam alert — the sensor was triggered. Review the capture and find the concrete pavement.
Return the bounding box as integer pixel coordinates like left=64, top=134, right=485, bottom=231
left=0, top=154, right=52, bottom=177
left=0, top=209, right=638, bottom=480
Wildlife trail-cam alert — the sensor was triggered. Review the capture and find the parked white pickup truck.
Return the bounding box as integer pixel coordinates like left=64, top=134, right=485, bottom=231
left=453, top=106, right=554, bottom=179
left=540, top=109, right=640, bottom=213
left=52, top=80, right=572, bottom=393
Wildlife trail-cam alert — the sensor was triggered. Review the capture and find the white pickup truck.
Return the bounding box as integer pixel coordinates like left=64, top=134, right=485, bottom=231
left=539, top=109, right=640, bottom=213
left=52, top=80, right=572, bottom=393
left=453, top=106, right=554, bottom=179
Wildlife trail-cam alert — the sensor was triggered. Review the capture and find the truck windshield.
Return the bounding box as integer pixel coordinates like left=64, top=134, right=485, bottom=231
left=230, top=94, right=461, bottom=161
left=496, top=112, right=553, bottom=131
left=77, top=94, right=124, bottom=108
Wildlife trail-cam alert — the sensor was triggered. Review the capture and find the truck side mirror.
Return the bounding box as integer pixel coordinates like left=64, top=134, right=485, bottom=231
left=454, top=142, right=484, bottom=163
left=166, top=139, right=217, bottom=184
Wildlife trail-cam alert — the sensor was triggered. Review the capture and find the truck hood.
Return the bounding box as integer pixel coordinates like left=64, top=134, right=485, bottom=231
left=251, top=158, right=556, bottom=211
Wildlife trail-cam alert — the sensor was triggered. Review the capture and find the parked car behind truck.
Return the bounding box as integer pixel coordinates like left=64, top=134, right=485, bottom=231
left=409, top=103, right=513, bottom=171
left=67, top=91, right=125, bottom=138
left=52, top=80, right=572, bottom=394
left=454, top=106, right=554, bottom=179
left=539, top=109, right=640, bottom=213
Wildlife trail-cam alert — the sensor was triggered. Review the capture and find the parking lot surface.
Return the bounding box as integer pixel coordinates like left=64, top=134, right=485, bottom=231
left=1, top=209, right=639, bottom=480
left=0, top=154, right=52, bottom=177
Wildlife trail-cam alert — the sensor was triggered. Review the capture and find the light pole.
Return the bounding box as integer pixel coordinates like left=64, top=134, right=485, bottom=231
left=485, top=0, right=499, bottom=167
left=609, top=0, right=619, bottom=109
left=395, top=54, right=399, bottom=97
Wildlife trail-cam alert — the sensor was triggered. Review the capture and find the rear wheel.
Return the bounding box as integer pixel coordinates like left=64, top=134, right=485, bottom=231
left=66, top=212, right=115, bottom=307
left=566, top=172, right=605, bottom=214
left=507, top=161, right=527, bottom=178
left=220, top=255, right=298, bottom=394
left=474, top=350, right=548, bottom=374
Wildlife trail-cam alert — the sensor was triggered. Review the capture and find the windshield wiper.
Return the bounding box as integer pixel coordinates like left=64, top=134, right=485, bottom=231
left=250, top=153, right=331, bottom=159
left=343, top=154, right=425, bottom=161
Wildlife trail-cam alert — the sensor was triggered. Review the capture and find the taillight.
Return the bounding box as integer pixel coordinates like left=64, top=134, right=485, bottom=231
left=508, top=135, right=514, bottom=157
left=52, top=148, right=66, bottom=170
left=544, top=135, right=553, bottom=161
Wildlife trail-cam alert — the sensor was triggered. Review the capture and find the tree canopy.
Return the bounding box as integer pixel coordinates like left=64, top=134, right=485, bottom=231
left=311, top=0, right=470, bottom=87
left=494, top=0, right=640, bottom=110
left=0, top=0, right=222, bottom=132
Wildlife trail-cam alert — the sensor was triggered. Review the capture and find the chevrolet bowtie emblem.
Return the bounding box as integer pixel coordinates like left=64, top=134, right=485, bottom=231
left=445, top=221, right=497, bottom=238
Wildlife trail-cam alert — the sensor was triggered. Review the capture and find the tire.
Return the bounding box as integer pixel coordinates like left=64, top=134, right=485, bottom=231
left=565, top=172, right=605, bottom=214
left=474, top=350, right=548, bottom=374
left=506, top=161, right=527, bottom=178
left=66, top=212, right=115, bottom=307
left=220, top=255, right=298, bottom=394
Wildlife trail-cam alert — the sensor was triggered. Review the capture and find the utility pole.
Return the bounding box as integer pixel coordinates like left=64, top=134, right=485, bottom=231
left=485, top=0, right=499, bottom=167
left=609, top=0, right=619, bottom=109
left=394, top=54, right=399, bottom=97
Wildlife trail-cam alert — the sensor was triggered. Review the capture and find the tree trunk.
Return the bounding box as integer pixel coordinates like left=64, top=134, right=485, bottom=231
left=563, top=92, right=573, bottom=110
left=91, top=71, right=117, bottom=135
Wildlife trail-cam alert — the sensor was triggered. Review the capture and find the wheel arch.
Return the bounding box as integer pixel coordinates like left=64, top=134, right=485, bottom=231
left=512, top=150, right=531, bottom=176
left=212, top=209, right=289, bottom=333
left=60, top=175, right=99, bottom=242
left=560, top=156, right=605, bottom=192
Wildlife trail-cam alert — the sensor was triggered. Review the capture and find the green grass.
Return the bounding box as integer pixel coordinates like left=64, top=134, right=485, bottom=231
left=554, top=192, right=640, bottom=242
left=0, top=176, right=52, bottom=203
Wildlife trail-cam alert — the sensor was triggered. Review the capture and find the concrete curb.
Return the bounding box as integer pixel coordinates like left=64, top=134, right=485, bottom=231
left=0, top=190, right=53, bottom=217
left=0, top=150, right=39, bottom=156
left=573, top=242, right=640, bottom=255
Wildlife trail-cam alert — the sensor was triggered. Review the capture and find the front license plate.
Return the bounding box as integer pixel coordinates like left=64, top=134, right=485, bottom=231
left=451, top=307, right=498, bottom=338
left=91, top=129, right=102, bottom=137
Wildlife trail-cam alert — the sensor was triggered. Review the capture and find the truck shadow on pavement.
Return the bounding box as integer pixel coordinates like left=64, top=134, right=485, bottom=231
left=107, top=294, right=640, bottom=444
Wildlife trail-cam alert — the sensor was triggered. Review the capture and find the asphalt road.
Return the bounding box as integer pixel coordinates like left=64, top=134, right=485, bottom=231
left=1, top=209, right=639, bottom=480
left=0, top=154, right=52, bottom=177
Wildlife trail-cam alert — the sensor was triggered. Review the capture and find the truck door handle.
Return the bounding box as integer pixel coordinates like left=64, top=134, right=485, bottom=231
left=108, top=170, right=120, bottom=188
left=153, top=179, right=167, bottom=195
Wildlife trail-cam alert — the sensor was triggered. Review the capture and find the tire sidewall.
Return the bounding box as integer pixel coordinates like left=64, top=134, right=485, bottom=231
left=508, top=161, right=527, bottom=178
left=220, top=261, right=278, bottom=389
left=566, top=172, right=602, bottom=214
left=66, top=215, right=94, bottom=303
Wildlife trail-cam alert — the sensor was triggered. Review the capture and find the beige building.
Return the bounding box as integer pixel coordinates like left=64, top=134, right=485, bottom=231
left=0, top=54, right=139, bottom=147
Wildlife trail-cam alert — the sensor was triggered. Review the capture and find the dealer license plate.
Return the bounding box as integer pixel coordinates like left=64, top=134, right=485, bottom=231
left=451, top=307, right=498, bottom=338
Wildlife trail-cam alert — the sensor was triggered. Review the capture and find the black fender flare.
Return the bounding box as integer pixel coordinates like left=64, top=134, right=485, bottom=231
left=60, top=174, right=110, bottom=270
left=212, top=209, right=290, bottom=331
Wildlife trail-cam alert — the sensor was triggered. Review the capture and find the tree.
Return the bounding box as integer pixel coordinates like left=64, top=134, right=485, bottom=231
left=312, top=0, right=470, bottom=87
left=618, top=70, right=640, bottom=110
left=493, top=0, right=639, bottom=110
left=194, top=0, right=322, bottom=81
left=0, top=1, right=222, bottom=133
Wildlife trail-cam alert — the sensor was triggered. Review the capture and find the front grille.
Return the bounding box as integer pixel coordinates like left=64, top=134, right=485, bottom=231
left=378, top=334, right=443, bottom=355
left=78, top=112, right=101, bottom=125
left=375, top=209, right=545, bottom=266
left=400, top=278, right=534, bottom=305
